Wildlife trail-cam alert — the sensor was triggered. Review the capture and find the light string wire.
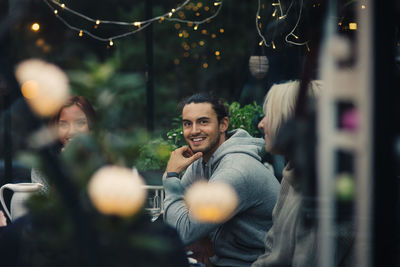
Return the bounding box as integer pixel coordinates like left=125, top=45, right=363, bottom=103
left=48, top=0, right=191, bottom=25
left=256, top=0, right=308, bottom=48
left=43, top=0, right=151, bottom=42
left=165, top=2, right=223, bottom=26
left=256, top=0, right=270, bottom=47
left=43, top=0, right=223, bottom=43
left=285, top=0, right=308, bottom=46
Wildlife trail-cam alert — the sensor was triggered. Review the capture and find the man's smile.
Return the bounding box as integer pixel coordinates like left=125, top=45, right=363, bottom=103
left=190, top=136, right=207, bottom=145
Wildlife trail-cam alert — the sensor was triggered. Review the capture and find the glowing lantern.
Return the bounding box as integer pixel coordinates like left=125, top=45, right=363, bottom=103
left=249, top=55, right=269, bottom=79
left=15, top=59, right=70, bottom=117
left=88, top=166, right=147, bottom=217
left=185, top=181, right=238, bottom=223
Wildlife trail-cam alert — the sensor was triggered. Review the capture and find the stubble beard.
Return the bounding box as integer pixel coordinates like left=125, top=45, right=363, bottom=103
left=189, top=131, right=221, bottom=158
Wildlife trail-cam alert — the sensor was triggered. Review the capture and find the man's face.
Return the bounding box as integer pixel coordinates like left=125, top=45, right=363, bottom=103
left=182, top=103, right=227, bottom=161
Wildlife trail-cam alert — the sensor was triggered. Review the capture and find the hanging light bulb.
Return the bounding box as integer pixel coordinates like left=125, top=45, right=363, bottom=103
left=15, top=59, right=70, bottom=117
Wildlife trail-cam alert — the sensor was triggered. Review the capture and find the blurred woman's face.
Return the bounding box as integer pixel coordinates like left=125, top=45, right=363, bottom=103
left=58, top=104, right=89, bottom=146
left=258, top=115, right=272, bottom=152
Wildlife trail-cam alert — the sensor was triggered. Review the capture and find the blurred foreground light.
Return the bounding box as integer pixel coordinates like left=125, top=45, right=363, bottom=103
left=185, top=181, right=238, bottom=223
left=31, top=23, right=40, bottom=32
left=21, top=80, right=39, bottom=99
left=15, top=59, right=70, bottom=117
left=88, top=166, right=147, bottom=217
left=335, top=173, right=355, bottom=202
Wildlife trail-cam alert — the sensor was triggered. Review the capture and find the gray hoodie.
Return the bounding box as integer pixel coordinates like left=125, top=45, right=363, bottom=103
left=163, top=129, right=280, bottom=266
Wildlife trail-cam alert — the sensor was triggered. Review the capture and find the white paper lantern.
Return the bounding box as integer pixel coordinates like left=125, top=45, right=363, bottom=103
left=15, top=59, right=70, bottom=117
left=185, top=181, right=238, bottom=223
left=249, top=55, right=269, bottom=79
left=88, top=166, right=147, bottom=217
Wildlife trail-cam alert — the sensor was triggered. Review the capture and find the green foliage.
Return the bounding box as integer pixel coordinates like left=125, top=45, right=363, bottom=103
left=135, top=138, right=177, bottom=171
left=228, top=101, right=264, bottom=138
left=166, top=115, right=185, bottom=147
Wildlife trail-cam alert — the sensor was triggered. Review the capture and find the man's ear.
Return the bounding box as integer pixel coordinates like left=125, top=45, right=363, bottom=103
left=219, top=117, right=229, bottom=133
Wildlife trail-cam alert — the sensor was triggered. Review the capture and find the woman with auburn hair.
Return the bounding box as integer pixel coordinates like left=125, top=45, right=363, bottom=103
left=9, top=96, right=96, bottom=221
left=48, top=95, right=96, bottom=152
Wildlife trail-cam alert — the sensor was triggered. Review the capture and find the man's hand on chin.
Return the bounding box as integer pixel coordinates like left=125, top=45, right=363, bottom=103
left=166, top=146, right=203, bottom=174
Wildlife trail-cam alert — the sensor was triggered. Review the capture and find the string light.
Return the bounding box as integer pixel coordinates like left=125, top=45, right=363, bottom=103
left=79, top=30, right=83, bottom=37
left=194, top=24, right=199, bottom=30
left=219, top=28, right=224, bottom=33
left=109, top=39, right=114, bottom=46
left=349, top=22, right=357, bottom=30
left=361, top=4, right=366, bottom=9
left=255, top=0, right=269, bottom=47
left=215, top=51, right=220, bottom=56
left=43, top=0, right=223, bottom=44
left=257, top=0, right=305, bottom=48
left=31, top=23, right=40, bottom=32
left=54, top=9, right=58, bottom=15
left=284, top=0, right=308, bottom=46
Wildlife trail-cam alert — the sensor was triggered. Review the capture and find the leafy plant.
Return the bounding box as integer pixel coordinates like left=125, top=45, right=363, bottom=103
left=166, top=115, right=184, bottom=147
left=135, top=138, right=177, bottom=171
left=228, top=101, right=264, bottom=138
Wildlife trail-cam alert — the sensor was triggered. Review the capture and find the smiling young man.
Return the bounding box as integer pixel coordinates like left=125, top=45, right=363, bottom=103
left=162, top=93, right=280, bottom=267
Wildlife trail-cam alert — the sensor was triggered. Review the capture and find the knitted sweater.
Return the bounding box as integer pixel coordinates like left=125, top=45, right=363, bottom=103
left=252, top=164, right=354, bottom=267
left=163, top=129, right=280, bottom=266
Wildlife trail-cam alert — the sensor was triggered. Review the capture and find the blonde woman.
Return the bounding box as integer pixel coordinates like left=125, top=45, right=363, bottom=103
left=252, top=80, right=352, bottom=266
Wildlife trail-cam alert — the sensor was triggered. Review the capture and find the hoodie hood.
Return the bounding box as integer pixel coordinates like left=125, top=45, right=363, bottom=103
left=206, top=129, right=265, bottom=170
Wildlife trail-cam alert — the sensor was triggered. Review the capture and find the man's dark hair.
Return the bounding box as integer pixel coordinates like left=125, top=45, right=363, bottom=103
left=181, top=93, right=228, bottom=123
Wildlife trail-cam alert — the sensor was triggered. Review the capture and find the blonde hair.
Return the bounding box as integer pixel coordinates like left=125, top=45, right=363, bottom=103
left=263, top=80, right=322, bottom=152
